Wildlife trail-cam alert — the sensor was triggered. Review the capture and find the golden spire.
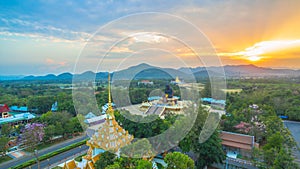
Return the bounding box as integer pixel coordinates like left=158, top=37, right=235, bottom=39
left=84, top=72, right=134, bottom=164
left=107, top=73, right=114, bottom=117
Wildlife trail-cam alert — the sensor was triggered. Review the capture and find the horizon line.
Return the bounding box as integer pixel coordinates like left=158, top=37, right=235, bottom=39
left=1, top=63, right=299, bottom=77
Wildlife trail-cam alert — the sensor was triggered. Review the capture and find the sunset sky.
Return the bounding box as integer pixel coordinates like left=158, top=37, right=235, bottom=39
left=1, top=0, right=300, bottom=75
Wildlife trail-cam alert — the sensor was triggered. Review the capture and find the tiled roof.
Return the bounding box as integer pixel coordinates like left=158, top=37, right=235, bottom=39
left=220, top=131, right=254, bottom=150
left=63, top=160, right=80, bottom=169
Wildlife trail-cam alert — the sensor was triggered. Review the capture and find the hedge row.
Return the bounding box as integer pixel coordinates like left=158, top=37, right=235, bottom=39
left=11, top=139, right=88, bottom=169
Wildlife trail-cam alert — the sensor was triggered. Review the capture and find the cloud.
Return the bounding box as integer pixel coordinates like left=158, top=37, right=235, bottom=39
left=45, top=58, right=68, bottom=71
left=130, top=32, right=169, bottom=43
left=0, top=31, right=86, bottom=44
left=46, top=58, right=54, bottom=64
left=59, top=61, right=67, bottom=66
left=1, top=18, right=92, bottom=43
left=218, top=40, right=300, bottom=61
left=110, top=46, right=133, bottom=53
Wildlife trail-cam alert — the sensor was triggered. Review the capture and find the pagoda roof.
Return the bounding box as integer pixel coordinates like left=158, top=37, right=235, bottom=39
left=86, top=73, right=133, bottom=153
left=87, top=116, right=133, bottom=152
left=62, top=160, right=80, bottom=169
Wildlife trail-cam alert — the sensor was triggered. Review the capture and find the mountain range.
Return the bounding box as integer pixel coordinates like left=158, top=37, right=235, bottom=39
left=1, top=64, right=300, bottom=81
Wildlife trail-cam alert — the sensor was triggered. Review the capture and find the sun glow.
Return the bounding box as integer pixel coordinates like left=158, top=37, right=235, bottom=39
left=247, top=56, right=261, bottom=62
left=219, top=39, right=300, bottom=64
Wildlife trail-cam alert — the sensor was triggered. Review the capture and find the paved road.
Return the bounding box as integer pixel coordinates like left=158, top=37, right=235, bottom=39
left=283, top=120, right=300, bottom=164
left=27, top=145, right=88, bottom=169
left=0, top=135, right=88, bottom=169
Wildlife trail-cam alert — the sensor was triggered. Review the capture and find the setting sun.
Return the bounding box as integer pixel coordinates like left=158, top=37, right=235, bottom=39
left=247, top=56, right=261, bottom=62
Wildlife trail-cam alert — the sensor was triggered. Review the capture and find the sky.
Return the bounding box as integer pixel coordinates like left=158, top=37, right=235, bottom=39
left=1, top=0, right=300, bottom=75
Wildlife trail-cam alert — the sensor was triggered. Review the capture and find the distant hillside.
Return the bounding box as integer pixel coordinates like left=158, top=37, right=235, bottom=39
left=3, top=63, right=299, bottom=82
left=113, top=63, right=189, bottom=80
left=57, top=72, right=73, bottom=79
left=179, top=64, right=300, bottom=77
left=0, top=75, right=25, bottom=81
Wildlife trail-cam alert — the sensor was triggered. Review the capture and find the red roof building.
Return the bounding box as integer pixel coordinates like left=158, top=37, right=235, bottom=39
left=0, top=104, right=10, bottom=112
left=234, top=121, right=252, bottom=134
left=220, top=131, right=259, bottom=158
left=0, top=104, right=11, bottom=118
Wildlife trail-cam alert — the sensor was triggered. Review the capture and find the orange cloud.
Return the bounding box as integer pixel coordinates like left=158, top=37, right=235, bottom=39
left=45, top=58, right=67, bottom=70
left=46, top=58, right=54, bottom=64
left=218, top=40, right=300, bottom=62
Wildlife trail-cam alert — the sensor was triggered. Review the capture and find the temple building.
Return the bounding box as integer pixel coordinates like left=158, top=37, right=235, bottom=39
left=138, top=80, right=154, bottom=85
left=140, top=85, right=184, bottom=117
left=170, top=76, right=184, bottom=85
left=220, top=131, right=259, bottom=158
left=0, top=104, right=36, bottom=126
left=0, top=104, right=11, bottom=118
left=64, top=74, right=133, bottom=169
left=51, top=101, right=58, bottom=112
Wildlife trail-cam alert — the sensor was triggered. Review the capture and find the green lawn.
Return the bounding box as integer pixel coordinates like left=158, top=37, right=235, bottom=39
left=52, top=167, right=62, bottom=169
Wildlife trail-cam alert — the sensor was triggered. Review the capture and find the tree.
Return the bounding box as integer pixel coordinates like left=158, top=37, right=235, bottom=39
left=27, top=96, right=54, bottom=114
left=44, top=125, right=56, bottom=141
left=21, top=123, right=45, bottom=169
left=194, top=131, right=225, bottom=168
left=164, top=152, right=194, bottom=169
left=265, top=116, right=296, bottom=148
left=1, top=123, right=12, bottom=136
left=54, top=122, right=64, bottom=136
left=56, top=92, right=76, bottom=116
left=179, top=107, right=225, bottom=168
left=272, top=148, right=299, bottom=169
left=135, top=159, right=152, bottom=169
left=114, top=156, right=135, bottom=168
left=265, top=116, right=283, bottom=137
left=201, top=80, right=211, bottom=98
left=120, top=138, right=154, bottom=158
left=0, top=136, right=9, bottom=156
left=263, top=132, right=284, bottom=151
left=40, top=111, right=71, bottom=127
left=39, top=111, right=73, bottom=138
left=106, top=163, right=121, bottom=169
left=70, top=117, right=83, bottom=133
left=65, top=120, right=75, bottom=136
left=94, top=151, right=116, bottom=169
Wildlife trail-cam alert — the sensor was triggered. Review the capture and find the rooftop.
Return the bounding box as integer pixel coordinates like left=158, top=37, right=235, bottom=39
left=0, top=104, right=10, bottom=113
left=201, top=98, right=226, bottom=105
left=220, top=131, right=255, bottom=150
left=10, top=106, right=28, bottom=112
left=0, top=112, right=36, bottom=125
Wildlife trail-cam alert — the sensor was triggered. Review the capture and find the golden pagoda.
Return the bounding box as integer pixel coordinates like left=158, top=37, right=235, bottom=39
left=175, top=76, right=180, bottom=83
left=82, top=74, right=134, bottom=168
